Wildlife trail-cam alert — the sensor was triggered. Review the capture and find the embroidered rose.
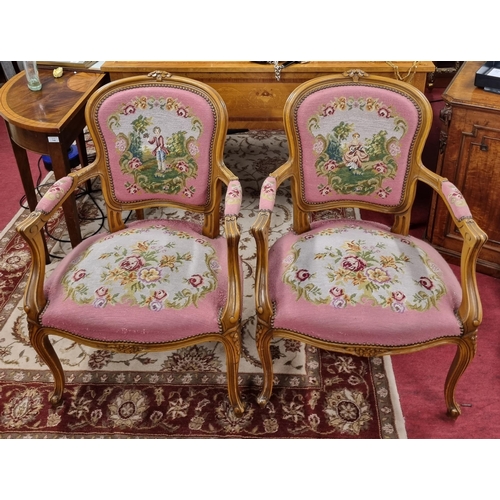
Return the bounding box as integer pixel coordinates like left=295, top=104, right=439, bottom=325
left=392, top=291, right=406, bottom=302
left=329, top=287, right=344, bottom=297
left=73, top=269, right=86, bottom=281
left=391, top=302, right=406, bottom=313
left=322, top=105, right=335, bottom=116
left=154, top=290, right=168, bottom=300
left=341, top=256, right=366, bottom=272
left=188, top=274, right=204, bottom=287
left=419, top=277, right=434, bottom=290
left=128, top=157, right=143, bottom=170
left=324, top=160, right=339, bottom=171
left=331, top=297, right=346, bottom=309
left=378, top=106, right=391, bottom=118
left=120, top=256, right=145, bottom=271
left=319, top=184, right=332, bottom=196
left=373, top=162, right=388, bottom=174
left=149, top=300, right=163, bottom=312
left=175, top=161, right=189, bottom=173
left=95, top=287, right=108, bottom=297
left=177, top=107, right=189, bottom=117
left=123, top=104, right=136, bottom=115
left=296, top=269, right=311, bottom=281
left=125, top=183, right=140, bottom=194
left=93, top=297, right=107, bottom=308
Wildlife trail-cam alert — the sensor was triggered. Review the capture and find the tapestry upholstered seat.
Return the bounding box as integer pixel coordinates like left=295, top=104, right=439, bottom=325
left=17, top=72, right=245, bottom=416
left=251, top=70, right=487, bottom=418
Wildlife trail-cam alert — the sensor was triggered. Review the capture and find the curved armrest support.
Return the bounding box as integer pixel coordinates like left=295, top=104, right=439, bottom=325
left=16, top=165, right=97, bottom=321
left=433, top=178, right=488, bottom=332
left=221, top=216, right=242, bottom=328
left=250, top=210, right=274, bottom=325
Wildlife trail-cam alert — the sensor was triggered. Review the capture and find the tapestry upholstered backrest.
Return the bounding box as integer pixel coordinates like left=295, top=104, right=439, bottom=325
left=286, top=77, right=429, bottom=214
left=87, top=76, right=227, bottom=216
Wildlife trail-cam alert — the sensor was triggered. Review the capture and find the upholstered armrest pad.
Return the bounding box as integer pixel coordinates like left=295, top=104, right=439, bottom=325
left=224, top=179, right=242, bottom=216
left=36, top=176, right=76, bottom=214
left=259, top=176, right=277, bottom=211
left=441, top=180, right=473, bottom=221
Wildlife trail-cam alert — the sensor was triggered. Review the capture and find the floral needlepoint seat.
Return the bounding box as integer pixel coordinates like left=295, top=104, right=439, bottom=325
left=251, top=71, right=487, bottom=418
left=17, top=72, right=246, bottom=416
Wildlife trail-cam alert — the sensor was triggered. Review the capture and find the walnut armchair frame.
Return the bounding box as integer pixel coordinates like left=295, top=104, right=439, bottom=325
left=251, top=71, right=487, bottom=418
left=17, top=72, right=246, bottom=416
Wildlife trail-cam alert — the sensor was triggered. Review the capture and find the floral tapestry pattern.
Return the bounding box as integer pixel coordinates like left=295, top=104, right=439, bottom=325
left=108, top=95, right=202, bottom=198
left=307, top=96, right=408, bottom=199
left=60, top=226, right=219, bottom=311
left=283, top=224, right=447, bottom=313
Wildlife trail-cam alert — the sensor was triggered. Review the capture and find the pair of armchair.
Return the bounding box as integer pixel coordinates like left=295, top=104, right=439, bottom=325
left=17, top=70, right=487, bottom=419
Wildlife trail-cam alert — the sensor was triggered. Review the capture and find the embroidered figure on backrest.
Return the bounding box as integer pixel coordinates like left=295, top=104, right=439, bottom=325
left=108, top=95, right=202, bottom=198
left=308, top=95, right=408, bottom=199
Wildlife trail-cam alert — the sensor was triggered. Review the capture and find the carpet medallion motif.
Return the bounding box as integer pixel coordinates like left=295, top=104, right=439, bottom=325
left=0, top=130, right=404, bottom=438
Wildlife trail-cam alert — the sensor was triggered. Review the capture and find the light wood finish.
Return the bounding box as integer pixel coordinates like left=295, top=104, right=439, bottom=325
left=251, top=73, right=486, bottom=418
left=16, top=74, right=245, bottom=416
left=102, top=61, right=434, bottom=130
left=0, top=69, right=108, bottom=247
left=426, top=61, right=500, bottom=278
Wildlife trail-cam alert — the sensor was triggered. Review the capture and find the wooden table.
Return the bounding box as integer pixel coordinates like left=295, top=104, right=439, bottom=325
left=102, top=61, right=434, bottom=130
left=426, top=61, right=500, bottom=277
left=0, top=68, right=107, bottom=248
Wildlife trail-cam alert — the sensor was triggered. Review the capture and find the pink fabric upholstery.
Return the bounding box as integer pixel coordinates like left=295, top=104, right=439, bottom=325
left=36, top=176, right=75, bottom=214
left=442, top=180, right=472, bottom=220
left=259, top=176, right=277, bottom=211
left=268, top=219, right=463, bottom=346
left=294, top=84, right=421, bottom=208
left=41, top=219, right=234, bottom=343
left=95, top=86, right=216, bottom=207
left=224, top=180, right=242, bottom=216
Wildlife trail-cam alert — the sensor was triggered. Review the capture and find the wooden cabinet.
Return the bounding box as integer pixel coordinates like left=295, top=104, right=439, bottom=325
left=101, top=61, right=434, bottom=130
left=426, top=61, right=500, bottom=277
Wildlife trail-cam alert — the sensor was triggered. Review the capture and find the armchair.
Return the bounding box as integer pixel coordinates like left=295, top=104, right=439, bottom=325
left=251, top=70, right=487, bottom=417
left=17, top=72, right=245, bottom=416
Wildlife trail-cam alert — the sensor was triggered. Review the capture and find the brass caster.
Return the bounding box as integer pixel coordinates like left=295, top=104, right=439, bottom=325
left=447, top=406, right=461, bottom=419
left=256, top=394, right=269, bottom=409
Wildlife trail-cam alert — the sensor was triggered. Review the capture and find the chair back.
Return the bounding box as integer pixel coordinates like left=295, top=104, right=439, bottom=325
left=283, top=71, right=433, bottom=233
left=85, top=72, right=230, bottom=234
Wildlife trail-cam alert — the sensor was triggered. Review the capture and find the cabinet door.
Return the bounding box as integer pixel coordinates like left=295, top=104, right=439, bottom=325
left=429, top=107, right=500, bottom=277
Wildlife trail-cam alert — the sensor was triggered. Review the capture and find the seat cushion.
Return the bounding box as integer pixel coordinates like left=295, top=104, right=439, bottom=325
left=41, top=219, right=232, bottom=344
left=268, top=219, right=463, bottom=346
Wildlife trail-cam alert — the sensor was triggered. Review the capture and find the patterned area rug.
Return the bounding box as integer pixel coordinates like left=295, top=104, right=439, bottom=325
left=0, top=130, right=405, bottom=438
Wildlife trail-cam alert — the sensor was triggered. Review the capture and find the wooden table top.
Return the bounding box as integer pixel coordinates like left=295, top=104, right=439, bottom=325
left=0, top=69, right=107, bottom=134
left=443, top=61, right=500, bottom=111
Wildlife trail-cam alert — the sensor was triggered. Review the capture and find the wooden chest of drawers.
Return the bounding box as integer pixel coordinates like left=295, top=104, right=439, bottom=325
left=101, top=61, right=434, bottom=130
left=426, top=61, right=500, bottom=277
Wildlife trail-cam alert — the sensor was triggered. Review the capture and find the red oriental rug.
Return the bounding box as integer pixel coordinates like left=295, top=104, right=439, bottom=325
left=0, top=130, right=405, bottom=438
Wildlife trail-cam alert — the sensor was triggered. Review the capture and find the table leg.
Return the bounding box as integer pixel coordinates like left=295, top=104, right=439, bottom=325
left=9, top=137, right=38, bottom=211
left=8, top=136, right=51, bottom=263
left=48, top=142, right=82, bottom=248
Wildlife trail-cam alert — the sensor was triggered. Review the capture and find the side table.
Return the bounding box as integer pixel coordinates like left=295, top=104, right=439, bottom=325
left=425, top=61, right=500, bottom=278
left=0, top=68, right=108, bottom=248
